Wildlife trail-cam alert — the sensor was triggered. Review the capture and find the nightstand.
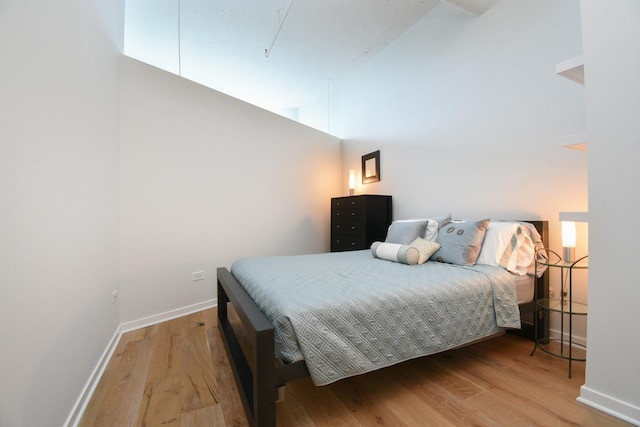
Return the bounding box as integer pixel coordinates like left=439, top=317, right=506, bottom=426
left=330, top=195, right=392, bottom=252
left=531, top=249, right=588, bottom=378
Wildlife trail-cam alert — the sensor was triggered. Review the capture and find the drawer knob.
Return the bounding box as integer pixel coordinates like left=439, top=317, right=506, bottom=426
left=351, top=242, right=356, bottom=246
left=351, top=226, right=356, bottom=230
left=336, top=225, right=341, bottom=229
left=351, top=212, right=356, bottom=216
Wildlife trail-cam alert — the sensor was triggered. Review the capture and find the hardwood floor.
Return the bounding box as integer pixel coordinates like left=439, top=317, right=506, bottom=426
left=79, top=308, right=629, bottom=426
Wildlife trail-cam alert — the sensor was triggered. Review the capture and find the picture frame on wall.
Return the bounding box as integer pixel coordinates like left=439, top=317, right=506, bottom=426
left=362, top=150, right=381, bottom=184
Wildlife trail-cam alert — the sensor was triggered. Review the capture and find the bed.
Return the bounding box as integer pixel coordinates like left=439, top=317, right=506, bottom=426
left=217, top=219, right=549, bottom=427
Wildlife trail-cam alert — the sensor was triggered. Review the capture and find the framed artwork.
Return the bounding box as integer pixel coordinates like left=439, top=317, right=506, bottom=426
left=361, top=150, right=380, bottom=184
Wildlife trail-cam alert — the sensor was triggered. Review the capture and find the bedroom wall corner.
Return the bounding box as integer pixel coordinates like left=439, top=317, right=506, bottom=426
left=340, top=0, right=586, bottom=220
left=0, top=0, right=124, bottom=426
left=580, top=1, right=640, bottom=424
left=338, top=0, right=588, bottom=343
left=118, top=57, right=342, bottom=324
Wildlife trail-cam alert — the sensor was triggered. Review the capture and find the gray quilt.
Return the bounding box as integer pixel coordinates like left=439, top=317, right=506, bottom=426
left=231, top=250, right=521, bottom=386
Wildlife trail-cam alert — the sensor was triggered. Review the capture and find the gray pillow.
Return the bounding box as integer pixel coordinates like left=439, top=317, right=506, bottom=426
left=385, top=220, right=429, bottom=245
left=433, top=219, right=490, bottom=266
left=433, top=213, right=452, bottom=229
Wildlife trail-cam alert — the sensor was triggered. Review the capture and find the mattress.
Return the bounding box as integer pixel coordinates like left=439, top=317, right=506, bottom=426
left=513, top=273, right=535, bottom=304
left=231, top=250, right=521, bottom=385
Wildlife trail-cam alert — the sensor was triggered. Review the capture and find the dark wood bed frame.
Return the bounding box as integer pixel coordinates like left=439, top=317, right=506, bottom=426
left=217, top=220, right=549, bottom=427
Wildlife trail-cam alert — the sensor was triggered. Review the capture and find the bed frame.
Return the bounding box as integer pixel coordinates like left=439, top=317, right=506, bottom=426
left=217, top=220, right=548, bottom=427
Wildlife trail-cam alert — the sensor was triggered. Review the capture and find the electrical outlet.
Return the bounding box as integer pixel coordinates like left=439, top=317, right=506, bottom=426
left=112, top=290, right=118, bottom=304
left=192, top=271, right=205, bottom=282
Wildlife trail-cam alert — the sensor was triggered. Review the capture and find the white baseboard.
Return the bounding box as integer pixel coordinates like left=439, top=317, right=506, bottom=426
left=549, top=327, right=587, bottom=347
left=64, top=298, right=218, bottom=426
left=121, top=298, right=217, bottom=333
left=63, top=324, right=123, bottom=427
left=578, top=385, right=640, bottom=426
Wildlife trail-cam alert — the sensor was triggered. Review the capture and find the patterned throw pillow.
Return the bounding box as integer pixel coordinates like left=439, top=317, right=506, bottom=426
left=476, top=221, right=535, bottom=275
left=371, top=242, right=420, bottom=265
left=409, top=237, right=441, bottom=264
left=433, top=219, right=491, bottom=266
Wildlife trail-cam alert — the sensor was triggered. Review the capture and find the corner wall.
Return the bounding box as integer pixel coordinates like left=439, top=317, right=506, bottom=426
left=579, top=1, right=640, bottom=424
left=0, top=0, right=124, bottom=426
left=339, top=1, right=588, bottom=340
left=118, top=57, right=342, bottom=323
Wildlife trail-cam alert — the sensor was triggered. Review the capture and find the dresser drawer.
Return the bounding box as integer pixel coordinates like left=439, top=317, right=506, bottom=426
left=331, top=234, right=366, bottom=252
left=331, top=219, right=365, bottom=236
left=332, top=197, right=364, bottom=210
left=332, top=208, right=363, bottom=220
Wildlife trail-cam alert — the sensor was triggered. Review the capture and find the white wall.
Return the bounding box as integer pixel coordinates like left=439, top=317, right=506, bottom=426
left=123, top=0, right=337, bottom=135
left=0, top=0, right=124, bottom=426
left=579, top=1, right=640, bottom=424
left=119, top=57, right=342, bottom=323
left=340, top=1, right=588, bottom=337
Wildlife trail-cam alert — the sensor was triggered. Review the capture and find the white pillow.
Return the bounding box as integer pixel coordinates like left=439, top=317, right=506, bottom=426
left=476, top=221, right=535, bottom=275
left=371, top=241, right=419, bottom=265
left=519, top=222, right=548, bottom=277
left=409, top=237, right=441, bottom=264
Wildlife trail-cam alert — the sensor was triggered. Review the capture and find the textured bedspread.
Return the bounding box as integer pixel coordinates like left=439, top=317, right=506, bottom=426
left=231, top=250, right=521, bottom=385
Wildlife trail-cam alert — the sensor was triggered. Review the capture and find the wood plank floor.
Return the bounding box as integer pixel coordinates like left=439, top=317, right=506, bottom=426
left=79, top=308, right=630, bottom=426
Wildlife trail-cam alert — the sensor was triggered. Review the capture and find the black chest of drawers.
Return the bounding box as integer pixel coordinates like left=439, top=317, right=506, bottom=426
left=330, top=195, right=392, bottom=252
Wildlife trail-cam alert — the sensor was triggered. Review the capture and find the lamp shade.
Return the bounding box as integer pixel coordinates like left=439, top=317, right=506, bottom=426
left=348, top=169, right=355, bottom=196
left=559, top=211, right=587, bottom=262
left=562, top=221, right=577, bottom=248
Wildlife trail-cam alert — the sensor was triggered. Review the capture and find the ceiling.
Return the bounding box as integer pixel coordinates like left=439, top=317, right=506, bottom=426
left=125, top=0, right=491, bottom=122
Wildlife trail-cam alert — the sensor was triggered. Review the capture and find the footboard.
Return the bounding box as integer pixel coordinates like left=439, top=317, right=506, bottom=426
left=217, top=267, right=309, bottom=427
